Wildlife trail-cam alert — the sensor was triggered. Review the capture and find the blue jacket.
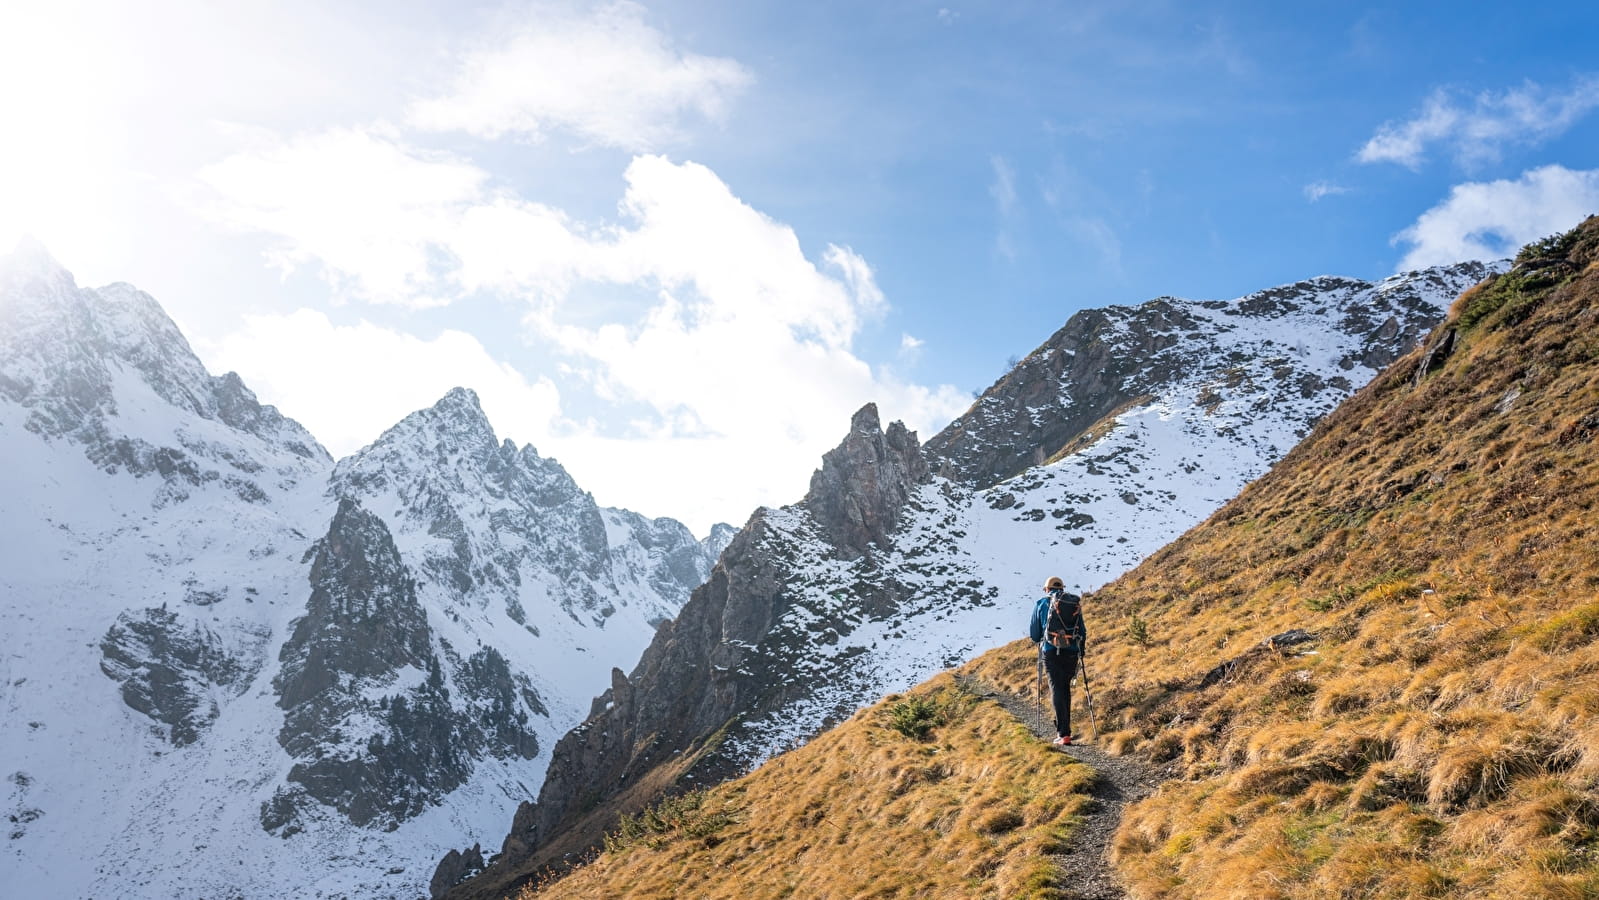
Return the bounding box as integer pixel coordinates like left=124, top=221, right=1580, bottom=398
left=1029, top=591, right=1087, bottom=654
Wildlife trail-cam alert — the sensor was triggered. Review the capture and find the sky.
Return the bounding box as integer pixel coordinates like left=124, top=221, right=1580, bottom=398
left=2, top=0, right=1597, bottom=534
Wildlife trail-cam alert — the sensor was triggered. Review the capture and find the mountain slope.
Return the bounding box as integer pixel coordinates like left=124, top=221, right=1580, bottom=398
left=466, top=219, right=1598, bottom=900
left=963, top=216, right=1599, bottom=897
left=442, top=260, right=1495, bottom=898
left=0, top=248, right=727, bottom=899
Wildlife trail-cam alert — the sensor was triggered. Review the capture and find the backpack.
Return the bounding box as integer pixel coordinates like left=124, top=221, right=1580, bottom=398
left=1046, top=590, right=1082, bottom=653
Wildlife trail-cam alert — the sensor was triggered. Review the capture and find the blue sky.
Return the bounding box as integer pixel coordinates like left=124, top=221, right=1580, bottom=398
left=3, top=1, right=1597, bottom=532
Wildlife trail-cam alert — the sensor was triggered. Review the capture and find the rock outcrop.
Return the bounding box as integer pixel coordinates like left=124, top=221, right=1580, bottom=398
left=264, top=498, right=545, bottom=833
left=99, top=607, right=268, bottom=746
left=803, top=403, right=930, bottom=557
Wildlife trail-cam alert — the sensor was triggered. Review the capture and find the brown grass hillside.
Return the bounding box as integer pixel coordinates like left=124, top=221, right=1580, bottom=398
left=513, top=674, right=1095, bottom=900
left=969, top=216, right=1599, bottom=897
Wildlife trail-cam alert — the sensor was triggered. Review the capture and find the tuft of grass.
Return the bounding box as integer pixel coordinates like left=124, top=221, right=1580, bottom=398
left=1526, top=599, right=1599, bottom=652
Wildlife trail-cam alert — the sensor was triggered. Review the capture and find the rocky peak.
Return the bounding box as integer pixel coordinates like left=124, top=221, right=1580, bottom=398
left=703, top=522, right=738, bottom=558
left=430, top=386, right=498, bottom=442
left=0, top=237, right=75, bottom=296
left=346, top=387, right=500, bottom=472
left=0, top=245, right=327, bottom=497
left=335, top=387, right=579, bottom=504
left=329, top=388, right=723, bottom=632
left=802, top=403, right=929, bottom=558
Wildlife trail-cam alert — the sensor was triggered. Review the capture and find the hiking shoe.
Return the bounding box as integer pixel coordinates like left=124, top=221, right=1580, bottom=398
left=1052, top=735, right=1072, bottom=746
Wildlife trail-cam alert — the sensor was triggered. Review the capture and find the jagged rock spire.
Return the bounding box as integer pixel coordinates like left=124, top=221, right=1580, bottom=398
left=802, top=403, right=929, bottom=558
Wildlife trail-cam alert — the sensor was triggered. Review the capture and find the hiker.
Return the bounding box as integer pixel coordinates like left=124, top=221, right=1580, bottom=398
left=1029, top=576, right=1087, bottom=745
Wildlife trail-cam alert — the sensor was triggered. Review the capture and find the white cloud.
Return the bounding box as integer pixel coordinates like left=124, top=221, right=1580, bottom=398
left=200, top=310, right=562, bottom=459
left=899, top=333, right=926, bottom=357
left=195, top=127, right=490, bottom=306
left=1066, top=216, right=1123, bottom=273
left=990, top=155, right=1019, bottom=261
left=526, top=156, right=968, bottom=517
left=1358, top=76, right=1599, bottom=169
left=196, top=136, right=967, bottom=531
left=407, top=1, right=751, bottom=150
left=1303, top=181, right=1349, bottom=202
left=1392, top=165, right=1599, bottom=271
left=990, top=155, right=1018, bottom=217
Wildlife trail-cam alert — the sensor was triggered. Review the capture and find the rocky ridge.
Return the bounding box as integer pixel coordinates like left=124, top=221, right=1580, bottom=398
left=927, top=264, right=1497, bottom=487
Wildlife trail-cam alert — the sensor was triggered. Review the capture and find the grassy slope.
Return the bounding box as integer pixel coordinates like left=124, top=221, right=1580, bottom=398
left=968, top=218, right=1599, bottom=897
left=513, top=674, right=1094, bottom=899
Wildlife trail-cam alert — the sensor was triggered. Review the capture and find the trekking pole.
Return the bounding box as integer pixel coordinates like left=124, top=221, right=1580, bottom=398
left=1078, top=652, right=1100, bottom=741
left=1036, top=649, right=1046, bottom=718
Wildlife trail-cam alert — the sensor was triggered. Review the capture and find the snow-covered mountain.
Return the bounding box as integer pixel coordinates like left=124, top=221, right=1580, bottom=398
left=0, top=244, right=730, bottom=899
left=447, top=260, right=1500, bottom=898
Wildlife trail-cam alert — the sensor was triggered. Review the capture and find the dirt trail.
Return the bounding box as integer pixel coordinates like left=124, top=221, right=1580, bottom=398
left=957, top=673, right=1162, bottom=900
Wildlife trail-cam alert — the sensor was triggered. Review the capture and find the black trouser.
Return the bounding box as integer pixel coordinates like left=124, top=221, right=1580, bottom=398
left=1042, top=647, right=1078, bottom=738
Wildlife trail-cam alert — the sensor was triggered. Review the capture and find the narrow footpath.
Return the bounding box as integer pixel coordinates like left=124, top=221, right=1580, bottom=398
left=956, top=674, right=1161, bottom=900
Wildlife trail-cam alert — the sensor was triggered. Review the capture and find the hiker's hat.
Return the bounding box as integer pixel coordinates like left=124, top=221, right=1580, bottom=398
left=1045, top=576, right=1065, bottom=592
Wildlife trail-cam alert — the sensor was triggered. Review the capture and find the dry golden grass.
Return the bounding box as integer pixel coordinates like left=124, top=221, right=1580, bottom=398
left=1023, top=215, right=1599, bottom=895
left=514, top=674, right=1094, bottom=900
left=963, top=218, right=1599, bottom=897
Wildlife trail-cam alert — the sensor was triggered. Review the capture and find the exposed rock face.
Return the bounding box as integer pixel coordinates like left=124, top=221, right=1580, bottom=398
left=804, top=403, right=930, bottom=557
left=430, top=844, right=486, bottom=899
left=925, top=263, right=1499, bottom=489
left=265, top=498, right=544, bottom=833
left=99, top=607, right=268, bottom=746
left=447, top=409, right=937, bottom=898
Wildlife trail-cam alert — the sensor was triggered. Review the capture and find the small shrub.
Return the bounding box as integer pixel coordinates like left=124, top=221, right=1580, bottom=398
left=602, top=789, right=735, bottom=853
left=1308, top=585, right=1355, bottom=612
left=884, top=695, right=945, bottom=740
left=1515, top=230, right=1578, bottom=264
left=1458, top=273, right=1525, bottom=329
left=1129, top=612, right=1151, bottom=647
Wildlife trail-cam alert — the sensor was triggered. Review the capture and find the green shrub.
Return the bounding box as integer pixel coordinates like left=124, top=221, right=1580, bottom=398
left=1514, top=229, right=1577, bottom=264
left=884, top=695, right=945, bottom=740
left=603, top=789, right=735, bottom=853
left=1129, top=611, right=1151, bottom=647
left=1307, top=585, right=1355, bottom=613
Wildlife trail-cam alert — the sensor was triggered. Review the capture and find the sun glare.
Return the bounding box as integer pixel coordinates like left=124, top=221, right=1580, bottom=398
left=0, top=2, right=130, bottom=259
